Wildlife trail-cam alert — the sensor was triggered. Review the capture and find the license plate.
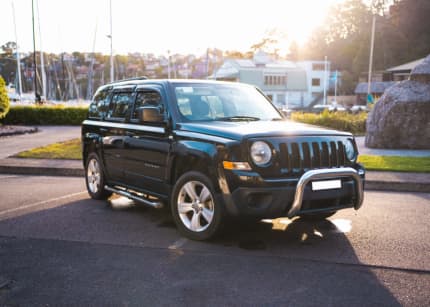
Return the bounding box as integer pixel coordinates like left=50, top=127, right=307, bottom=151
left=312, top=179, right=341, bottom=191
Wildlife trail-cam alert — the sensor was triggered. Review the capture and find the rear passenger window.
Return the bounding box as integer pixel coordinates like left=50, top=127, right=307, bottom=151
left=107, top=92, right=133, bottom=119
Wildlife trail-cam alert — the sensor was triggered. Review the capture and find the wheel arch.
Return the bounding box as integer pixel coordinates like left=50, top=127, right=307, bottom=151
left=169, top=140, right=224, bottom=194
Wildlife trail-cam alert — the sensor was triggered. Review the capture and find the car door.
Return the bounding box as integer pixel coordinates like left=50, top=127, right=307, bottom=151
left=101, top=86, right=135, bottom=183
left=122, top=86, right=171, bottom=197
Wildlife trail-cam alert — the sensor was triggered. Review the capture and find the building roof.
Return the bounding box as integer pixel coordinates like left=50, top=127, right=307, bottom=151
left=354, top=82, right=396, bottom=94
left=386, top=58, right=426, bottom=72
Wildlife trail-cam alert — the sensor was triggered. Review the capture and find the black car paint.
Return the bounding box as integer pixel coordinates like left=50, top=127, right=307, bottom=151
left=82, top=79, right=364, bottom=218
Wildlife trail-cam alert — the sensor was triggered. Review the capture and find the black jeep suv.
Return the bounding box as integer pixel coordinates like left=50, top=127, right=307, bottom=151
left=82, top=79, right=364, bottom=240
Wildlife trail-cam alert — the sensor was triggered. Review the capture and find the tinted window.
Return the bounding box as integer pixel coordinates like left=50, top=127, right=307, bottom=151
left=132, top=90, right=162, bottom=119
left=107, top=92, right=133, bottom=119
left=88, top=90, right=111, bottom=118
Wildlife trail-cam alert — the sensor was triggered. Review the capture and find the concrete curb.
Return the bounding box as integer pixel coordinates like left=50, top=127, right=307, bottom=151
left=0, top=165, right=83, bottom=177
left=0, top=159, right=429, bottom=193
left=365, top=181, right=430, bottom=193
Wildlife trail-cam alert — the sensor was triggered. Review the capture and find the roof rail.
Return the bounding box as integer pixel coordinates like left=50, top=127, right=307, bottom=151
left=107, top=76, right=148, bottom=85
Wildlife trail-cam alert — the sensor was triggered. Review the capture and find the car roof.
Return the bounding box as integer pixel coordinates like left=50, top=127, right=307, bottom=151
left=99, top=78, right=250, bottom=90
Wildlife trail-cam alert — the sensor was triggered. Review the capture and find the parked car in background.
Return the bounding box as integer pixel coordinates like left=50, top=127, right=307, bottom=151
left=312, top=103, right=347, bottom=113
left=350, top=105, right=370, bottom=113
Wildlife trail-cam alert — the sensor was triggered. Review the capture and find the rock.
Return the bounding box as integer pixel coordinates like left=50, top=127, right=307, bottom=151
left=365, top=55, right=430, bottom=149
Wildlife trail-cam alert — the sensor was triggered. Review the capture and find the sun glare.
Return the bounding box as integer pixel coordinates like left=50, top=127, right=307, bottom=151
left=275, top=0, right=338, bottom=47
left=1, top=0, right=342, bottom=55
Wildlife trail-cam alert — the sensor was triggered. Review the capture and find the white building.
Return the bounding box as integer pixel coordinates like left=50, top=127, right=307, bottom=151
left=212, top=52, right=332, bottom=109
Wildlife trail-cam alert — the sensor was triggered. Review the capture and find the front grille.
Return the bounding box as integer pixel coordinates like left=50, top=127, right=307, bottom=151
left=279, top=140, right=347, bottom=174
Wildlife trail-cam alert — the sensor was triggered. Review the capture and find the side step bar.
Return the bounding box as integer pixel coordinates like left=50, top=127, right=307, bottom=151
left=104, top=185, right=164, bottom=209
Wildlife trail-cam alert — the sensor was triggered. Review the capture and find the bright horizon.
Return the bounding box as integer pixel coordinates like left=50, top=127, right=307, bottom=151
left=2, top=0, right=344, bottom=56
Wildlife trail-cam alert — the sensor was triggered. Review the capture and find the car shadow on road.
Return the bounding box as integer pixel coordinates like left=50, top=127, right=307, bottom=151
left=0, top=197, right=403, bottom=306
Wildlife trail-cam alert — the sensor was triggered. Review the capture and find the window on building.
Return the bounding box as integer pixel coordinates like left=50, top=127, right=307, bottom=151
left=264, top=75, right=287, bottom=86
left=312, top=63, right=325, bottom=71
left=312, top=78, right=321, bottom=86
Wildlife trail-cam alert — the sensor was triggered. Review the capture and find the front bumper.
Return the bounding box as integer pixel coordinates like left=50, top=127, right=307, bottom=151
left=287, top=167, right=363, bottom=217
left=221, top=167, right=365, bottom=218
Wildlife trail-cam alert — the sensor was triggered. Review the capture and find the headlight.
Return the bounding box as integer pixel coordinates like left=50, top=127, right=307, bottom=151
left=250, top=141, right=272, bottom=166
left=344, top=139, right=356, bottom=161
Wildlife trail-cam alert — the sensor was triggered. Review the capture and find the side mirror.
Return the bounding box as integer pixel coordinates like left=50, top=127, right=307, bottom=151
left=137, top=106, right=164, bottom=123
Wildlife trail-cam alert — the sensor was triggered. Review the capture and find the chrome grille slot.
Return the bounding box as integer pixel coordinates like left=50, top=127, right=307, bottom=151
left=291, top=143, right=301, bottom=171
left=302, top=142, right=311, bottom=171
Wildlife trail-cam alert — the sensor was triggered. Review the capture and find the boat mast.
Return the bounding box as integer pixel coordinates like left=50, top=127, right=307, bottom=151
left=87, top=22, right=98, bottom=100
left=36, top=0, right=46, bottom=99
left=11, top=1, right=22, bottom=99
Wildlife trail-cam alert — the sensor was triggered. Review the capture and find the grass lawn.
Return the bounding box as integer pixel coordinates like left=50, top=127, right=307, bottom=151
left=13, top=138, right=430, bottom=173
left=358, top=155, right=430, bottom=173
left=14, top=138, right=82, bottom=160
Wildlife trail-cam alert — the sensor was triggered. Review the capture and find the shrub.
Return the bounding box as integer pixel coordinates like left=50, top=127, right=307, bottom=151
left=2, top=105, right=88, bottom=125
left=291, top=110, right=367, bottom=135
left=0, top=76, right=10, bottom=120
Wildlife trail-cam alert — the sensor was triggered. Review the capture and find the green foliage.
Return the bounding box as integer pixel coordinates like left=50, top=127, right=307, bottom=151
left=303, top=0, right=430, bottom=87
left=0, top=76, right=10, bottom=120
left=2, top=105, right=87, bottom=125
left=14, top=138, right=82, bottom=160
left=358, top=155, right=430, bottom=173
left=291, top=110, right=367, bottom=135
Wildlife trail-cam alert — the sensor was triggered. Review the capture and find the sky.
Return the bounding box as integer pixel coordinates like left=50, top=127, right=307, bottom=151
left=1, top=0, right=343, bottom=57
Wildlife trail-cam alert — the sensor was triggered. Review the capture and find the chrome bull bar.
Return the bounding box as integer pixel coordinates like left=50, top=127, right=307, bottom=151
left=287, top=167, right=364, bottom=218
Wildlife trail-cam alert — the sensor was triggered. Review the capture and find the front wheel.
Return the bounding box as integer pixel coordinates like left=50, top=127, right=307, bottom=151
left=171, top=171, right=224, bottom=241
left=85, top=153, right=112, bottom=200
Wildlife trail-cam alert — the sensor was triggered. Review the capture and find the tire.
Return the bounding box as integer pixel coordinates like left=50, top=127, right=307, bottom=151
left=85, top=153, right=112, bottom=200
left=300, top=211, right=336, bottom=221
left=171, top=171, right=224, bottom=241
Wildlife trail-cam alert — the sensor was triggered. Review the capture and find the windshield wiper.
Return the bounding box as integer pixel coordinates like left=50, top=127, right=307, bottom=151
left=217, top=116, right=260, bottom=121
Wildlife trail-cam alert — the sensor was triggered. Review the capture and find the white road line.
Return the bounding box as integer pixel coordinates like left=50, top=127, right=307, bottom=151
left=0, top=191, right=87, bottom=217
left=0, top=175, right=21, bottom=180
left=168, top=238, right=189, bottom=250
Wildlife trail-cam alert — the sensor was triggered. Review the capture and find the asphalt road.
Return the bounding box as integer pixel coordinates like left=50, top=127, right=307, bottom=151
left=0, top=175, right=429, bottom=306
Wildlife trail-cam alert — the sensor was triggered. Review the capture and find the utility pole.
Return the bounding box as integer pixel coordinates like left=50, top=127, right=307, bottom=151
left=323, top=56, right=328, bottom=105
left=167, top=50, right=171, bottom=79
left=31, top=0, right=40, bottom=103
left=367, top=13, right=376, bottom=105
left=109, top=0, right=114, bottom=82
left=334, top=70, right=338, bottom=103
left=206, top=48, right=210, bottom=79
left=12, top=1, right=22, bottom=99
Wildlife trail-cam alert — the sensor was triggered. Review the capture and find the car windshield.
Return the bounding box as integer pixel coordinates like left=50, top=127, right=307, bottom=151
left=173, top=83, right=282, bottom=121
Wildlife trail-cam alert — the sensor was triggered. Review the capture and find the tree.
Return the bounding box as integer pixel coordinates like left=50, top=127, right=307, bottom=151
left=0, top=76, right=10, bottom=120
left=0, top=41, right=19, bottom=84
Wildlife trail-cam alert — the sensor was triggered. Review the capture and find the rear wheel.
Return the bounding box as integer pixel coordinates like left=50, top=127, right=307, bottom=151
left=85, top=153, right=112, bottom=200
left=171, top=171, right=224, bottom=241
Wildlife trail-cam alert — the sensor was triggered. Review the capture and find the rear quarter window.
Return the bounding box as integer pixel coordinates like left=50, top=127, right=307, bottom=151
left=89, top=90, right=111, bottom=119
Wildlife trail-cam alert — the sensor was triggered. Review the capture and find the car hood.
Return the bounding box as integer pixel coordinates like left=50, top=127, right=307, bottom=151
left=176, top=120, right=351, bottom=141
